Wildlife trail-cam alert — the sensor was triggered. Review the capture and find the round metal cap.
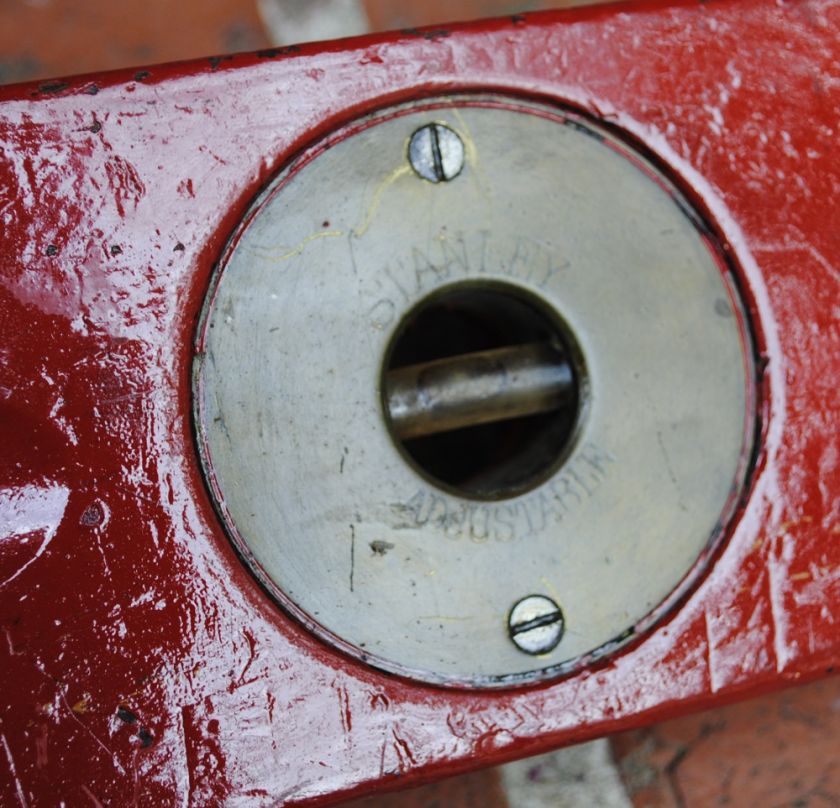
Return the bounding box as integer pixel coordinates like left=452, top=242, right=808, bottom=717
left=194, top=97, right=756, bottom=687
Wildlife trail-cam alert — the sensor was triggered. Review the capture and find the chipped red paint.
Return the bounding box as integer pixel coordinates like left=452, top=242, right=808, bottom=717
left=1, top=0, right=839, bottom=804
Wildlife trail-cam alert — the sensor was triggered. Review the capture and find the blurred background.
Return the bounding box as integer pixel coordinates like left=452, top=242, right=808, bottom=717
left=0, top=0, right=585, bottom=85
left=3, top=1, right=840, bottom=805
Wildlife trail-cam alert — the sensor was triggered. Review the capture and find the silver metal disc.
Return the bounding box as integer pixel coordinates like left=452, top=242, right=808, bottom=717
left=194, top=97, right=755, bottom=687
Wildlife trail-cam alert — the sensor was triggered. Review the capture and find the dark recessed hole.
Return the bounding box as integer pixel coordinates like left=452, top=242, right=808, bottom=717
left=381, top=282, right=585, bottom=500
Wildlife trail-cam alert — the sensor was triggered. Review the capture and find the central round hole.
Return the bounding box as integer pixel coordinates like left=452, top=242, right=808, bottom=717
left=381, top=282, right=585, bottom=500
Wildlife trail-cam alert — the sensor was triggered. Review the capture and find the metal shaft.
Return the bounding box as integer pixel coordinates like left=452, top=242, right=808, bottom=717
left=384, top=342, right=574, bottom=440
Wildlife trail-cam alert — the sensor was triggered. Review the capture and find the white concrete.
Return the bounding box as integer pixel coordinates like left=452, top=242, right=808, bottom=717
left=257, top=0, right=370, bottom=46
left=502, top=740, right=633, bottom=808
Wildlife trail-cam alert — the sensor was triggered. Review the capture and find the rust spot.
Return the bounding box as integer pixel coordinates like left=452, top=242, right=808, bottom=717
left=256, top=46, right=301, bottom=59
left=370, top=540, right=395, bottom=556
left=45, top=244, right=58, bottom=256
left=37, top=81, right=69, bottom=95
left=80, top=503, right=104, bottom=527
left=117, top=706, right=138, bottom=724
left=401, top=28, right=451, bottom=41
left=208, top=55, right=234, bottom=70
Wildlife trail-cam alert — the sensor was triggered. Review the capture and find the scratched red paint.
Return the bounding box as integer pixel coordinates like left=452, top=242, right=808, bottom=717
left=1, top=0, right=839, bottom=804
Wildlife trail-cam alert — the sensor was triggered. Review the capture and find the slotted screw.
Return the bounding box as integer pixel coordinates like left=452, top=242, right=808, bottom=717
left=508, top=594, right=565, bottom=655
left=408, top=123, right=465, bottom=183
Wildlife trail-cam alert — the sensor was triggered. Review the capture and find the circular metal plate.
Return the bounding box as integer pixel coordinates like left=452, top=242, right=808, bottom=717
left=194, top=97, right=755, bottom=687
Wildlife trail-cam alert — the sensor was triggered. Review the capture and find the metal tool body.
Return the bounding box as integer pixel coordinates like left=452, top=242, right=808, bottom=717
left=384, top=342, right=574, bottom=441
left=1, top=0, right=839, bottom=803
left=196, top=97, right=752, bottom=685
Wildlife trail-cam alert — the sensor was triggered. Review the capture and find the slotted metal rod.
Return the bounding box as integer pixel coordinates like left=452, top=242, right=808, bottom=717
left=384, top=341, right=574, bottom=440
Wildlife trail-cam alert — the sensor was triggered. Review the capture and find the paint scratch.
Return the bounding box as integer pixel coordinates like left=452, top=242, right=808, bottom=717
left=391, top=728, right=417, bottom=771
left=334, top=683, right=352, bottom=733
left=56, top=688, right=125, bottom=776
left=1, top=732, right=28, bottom=808
left=349, top=524, right=356, bottom=593
left=80, top=784, right=104, bottom=808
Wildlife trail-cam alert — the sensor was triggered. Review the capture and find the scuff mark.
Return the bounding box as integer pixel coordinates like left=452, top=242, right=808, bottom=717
left=753, top=240, right=840, bottom=284
left=767, top=533, right=793, bottom=673
left=0, top=484, right=70, bottom=588
left=703, top=609, right=719, bottom=693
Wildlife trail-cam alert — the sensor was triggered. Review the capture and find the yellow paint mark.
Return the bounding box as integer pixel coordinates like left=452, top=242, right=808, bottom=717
left=778, top=516, right=814, bottom=535
left=250, top=229, right=344, bottom=262
left=352, top=164, right=412, bottom=238
left=72, top=698, right=89, bottom=714
left=751, top=538, right=765, bottom=553
left=451, top=108, right=480, bottom=169
left=450, top=108, right=492, bottom=197
left=790, top=572, right=811, bottom=582
left=540, top=576, right=563, bottom=605
left=833, top=525, right=840, bottom=535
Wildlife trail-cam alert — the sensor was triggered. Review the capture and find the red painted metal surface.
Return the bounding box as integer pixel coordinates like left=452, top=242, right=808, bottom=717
left=1, top=0, right=839, bottom=804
